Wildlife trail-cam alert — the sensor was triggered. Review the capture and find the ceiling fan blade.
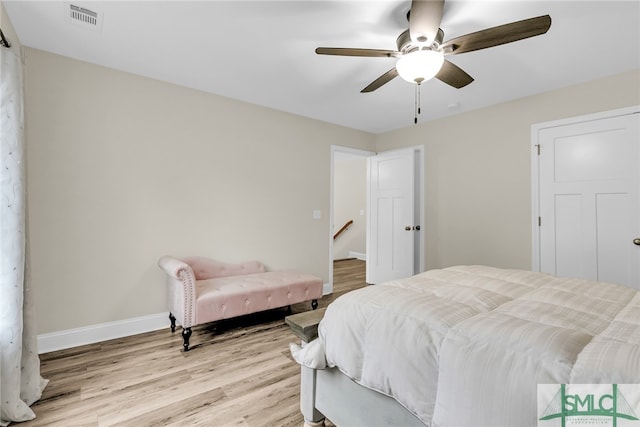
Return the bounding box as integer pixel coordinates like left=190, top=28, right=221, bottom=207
left=441, top=15, right=551, bottom=55
left=409, top=0, right=445, bottom=45
left=361, top=68, right=399, bottom=93
left=316, top=47, right=399, bottom=58
left=435, top=60, right=474, bottom=89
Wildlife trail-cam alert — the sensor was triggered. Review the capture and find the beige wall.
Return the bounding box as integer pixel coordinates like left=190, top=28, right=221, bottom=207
left=376, top=70, right=640, bottom=271
left=24, top=48, right=374, bottom=334
left=22, top=41, right=640, bottom=335
left=333, top=157, right=367, bottom=259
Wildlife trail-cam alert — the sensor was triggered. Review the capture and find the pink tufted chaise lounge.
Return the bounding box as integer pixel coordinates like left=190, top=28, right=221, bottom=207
left=158, top=255, right=323, bottom=351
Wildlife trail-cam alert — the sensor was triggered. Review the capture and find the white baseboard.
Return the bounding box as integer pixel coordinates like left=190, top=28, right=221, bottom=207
left=37, top=312, right=170, bottom=354
left=348, top=251, right=366, bottom=261
left=37, top=287, right=334, bottom=353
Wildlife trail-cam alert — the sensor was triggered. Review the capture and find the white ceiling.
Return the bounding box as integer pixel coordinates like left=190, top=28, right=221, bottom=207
left=4, top=1, right=640, bottom=134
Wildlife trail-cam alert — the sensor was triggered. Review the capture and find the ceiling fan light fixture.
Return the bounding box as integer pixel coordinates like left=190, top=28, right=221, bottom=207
left=396, top=50, right=444, bottom=84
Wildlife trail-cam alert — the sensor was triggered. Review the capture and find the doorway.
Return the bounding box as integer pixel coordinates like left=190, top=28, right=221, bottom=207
left=329, top=145, right=424, bottom=291
left=330, top=146, right=374, bottom=293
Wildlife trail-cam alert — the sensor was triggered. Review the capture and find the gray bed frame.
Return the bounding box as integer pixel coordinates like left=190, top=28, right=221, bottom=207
left=286, top=308, right=426, bottom=426
left=300, top=365, right=426, bottom=426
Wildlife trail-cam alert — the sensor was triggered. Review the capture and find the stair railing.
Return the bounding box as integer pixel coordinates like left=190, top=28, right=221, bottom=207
left=333, top=220, right=354, bottom=240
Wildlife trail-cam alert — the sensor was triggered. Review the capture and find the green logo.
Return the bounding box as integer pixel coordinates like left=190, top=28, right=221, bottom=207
left=539, top=384, right=639, bottom=427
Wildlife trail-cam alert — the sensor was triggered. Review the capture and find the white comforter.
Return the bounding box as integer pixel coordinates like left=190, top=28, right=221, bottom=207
left=292, top=265, right=640, bottom=427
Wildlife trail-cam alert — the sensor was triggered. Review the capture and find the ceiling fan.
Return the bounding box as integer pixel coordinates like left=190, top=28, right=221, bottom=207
left=316, top=0, right=552, bottom=99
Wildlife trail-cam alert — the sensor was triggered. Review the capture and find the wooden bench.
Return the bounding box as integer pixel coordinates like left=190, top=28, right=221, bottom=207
left=285, top=307, right=328, bottom=426
left=285, top=307, right=327, bottom=343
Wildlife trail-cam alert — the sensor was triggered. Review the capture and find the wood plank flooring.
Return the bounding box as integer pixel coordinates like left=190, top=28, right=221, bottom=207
left=22, top=259, right=366, bottom=427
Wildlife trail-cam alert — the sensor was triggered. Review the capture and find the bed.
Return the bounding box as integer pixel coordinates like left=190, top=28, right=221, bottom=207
left=290, top=265, right=640, bottom=426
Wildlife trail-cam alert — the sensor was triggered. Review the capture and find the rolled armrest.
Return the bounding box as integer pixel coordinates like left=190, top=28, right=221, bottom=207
left=158, top=255, right=193, bottom=279
left=158, top=255, right=197, bottom=329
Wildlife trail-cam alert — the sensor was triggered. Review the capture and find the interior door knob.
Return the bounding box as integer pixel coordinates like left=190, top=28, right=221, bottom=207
left=634, top=238, right=640, bottom=246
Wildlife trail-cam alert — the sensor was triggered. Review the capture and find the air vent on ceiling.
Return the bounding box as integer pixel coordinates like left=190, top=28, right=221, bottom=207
left=66, top=3, right=103, bottom=32
left=70, top=4, right=96, bottom=25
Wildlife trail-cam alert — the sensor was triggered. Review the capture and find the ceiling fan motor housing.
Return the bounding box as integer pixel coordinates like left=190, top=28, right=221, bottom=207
left=396, top=28, right=444, bottom=54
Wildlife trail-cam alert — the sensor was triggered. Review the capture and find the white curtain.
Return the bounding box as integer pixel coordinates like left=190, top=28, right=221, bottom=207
left=0, top=41, right=48, bottom=425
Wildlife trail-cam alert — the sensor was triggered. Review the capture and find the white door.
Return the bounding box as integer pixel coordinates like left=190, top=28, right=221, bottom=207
left=536, top=111, right=640, bottom=288
left=367, top=147, right=418, bottom=284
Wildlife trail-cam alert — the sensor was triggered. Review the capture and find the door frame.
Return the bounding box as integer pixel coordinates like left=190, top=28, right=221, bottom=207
left=530, top=105, right=640, bottom=272
left=329, top=145, right=424, bottom=291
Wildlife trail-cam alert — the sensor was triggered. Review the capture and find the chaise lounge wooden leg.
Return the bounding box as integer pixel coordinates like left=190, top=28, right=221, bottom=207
left=169, top=312, right=176, bottom=333
left=182, top=327, right=192, bottom=352
left=311, top=299, right=318, bottom=310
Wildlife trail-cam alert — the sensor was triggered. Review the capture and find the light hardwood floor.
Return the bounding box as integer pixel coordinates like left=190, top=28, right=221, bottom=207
left=22, top=259, right=366, bottom=427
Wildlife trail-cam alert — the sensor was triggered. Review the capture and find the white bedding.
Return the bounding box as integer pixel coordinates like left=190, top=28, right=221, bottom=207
left=292, top=265, right=640, bottom=426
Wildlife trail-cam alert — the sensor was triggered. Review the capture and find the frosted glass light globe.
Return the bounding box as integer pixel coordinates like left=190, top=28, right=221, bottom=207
left=396, top=50, right=444, bottom=84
